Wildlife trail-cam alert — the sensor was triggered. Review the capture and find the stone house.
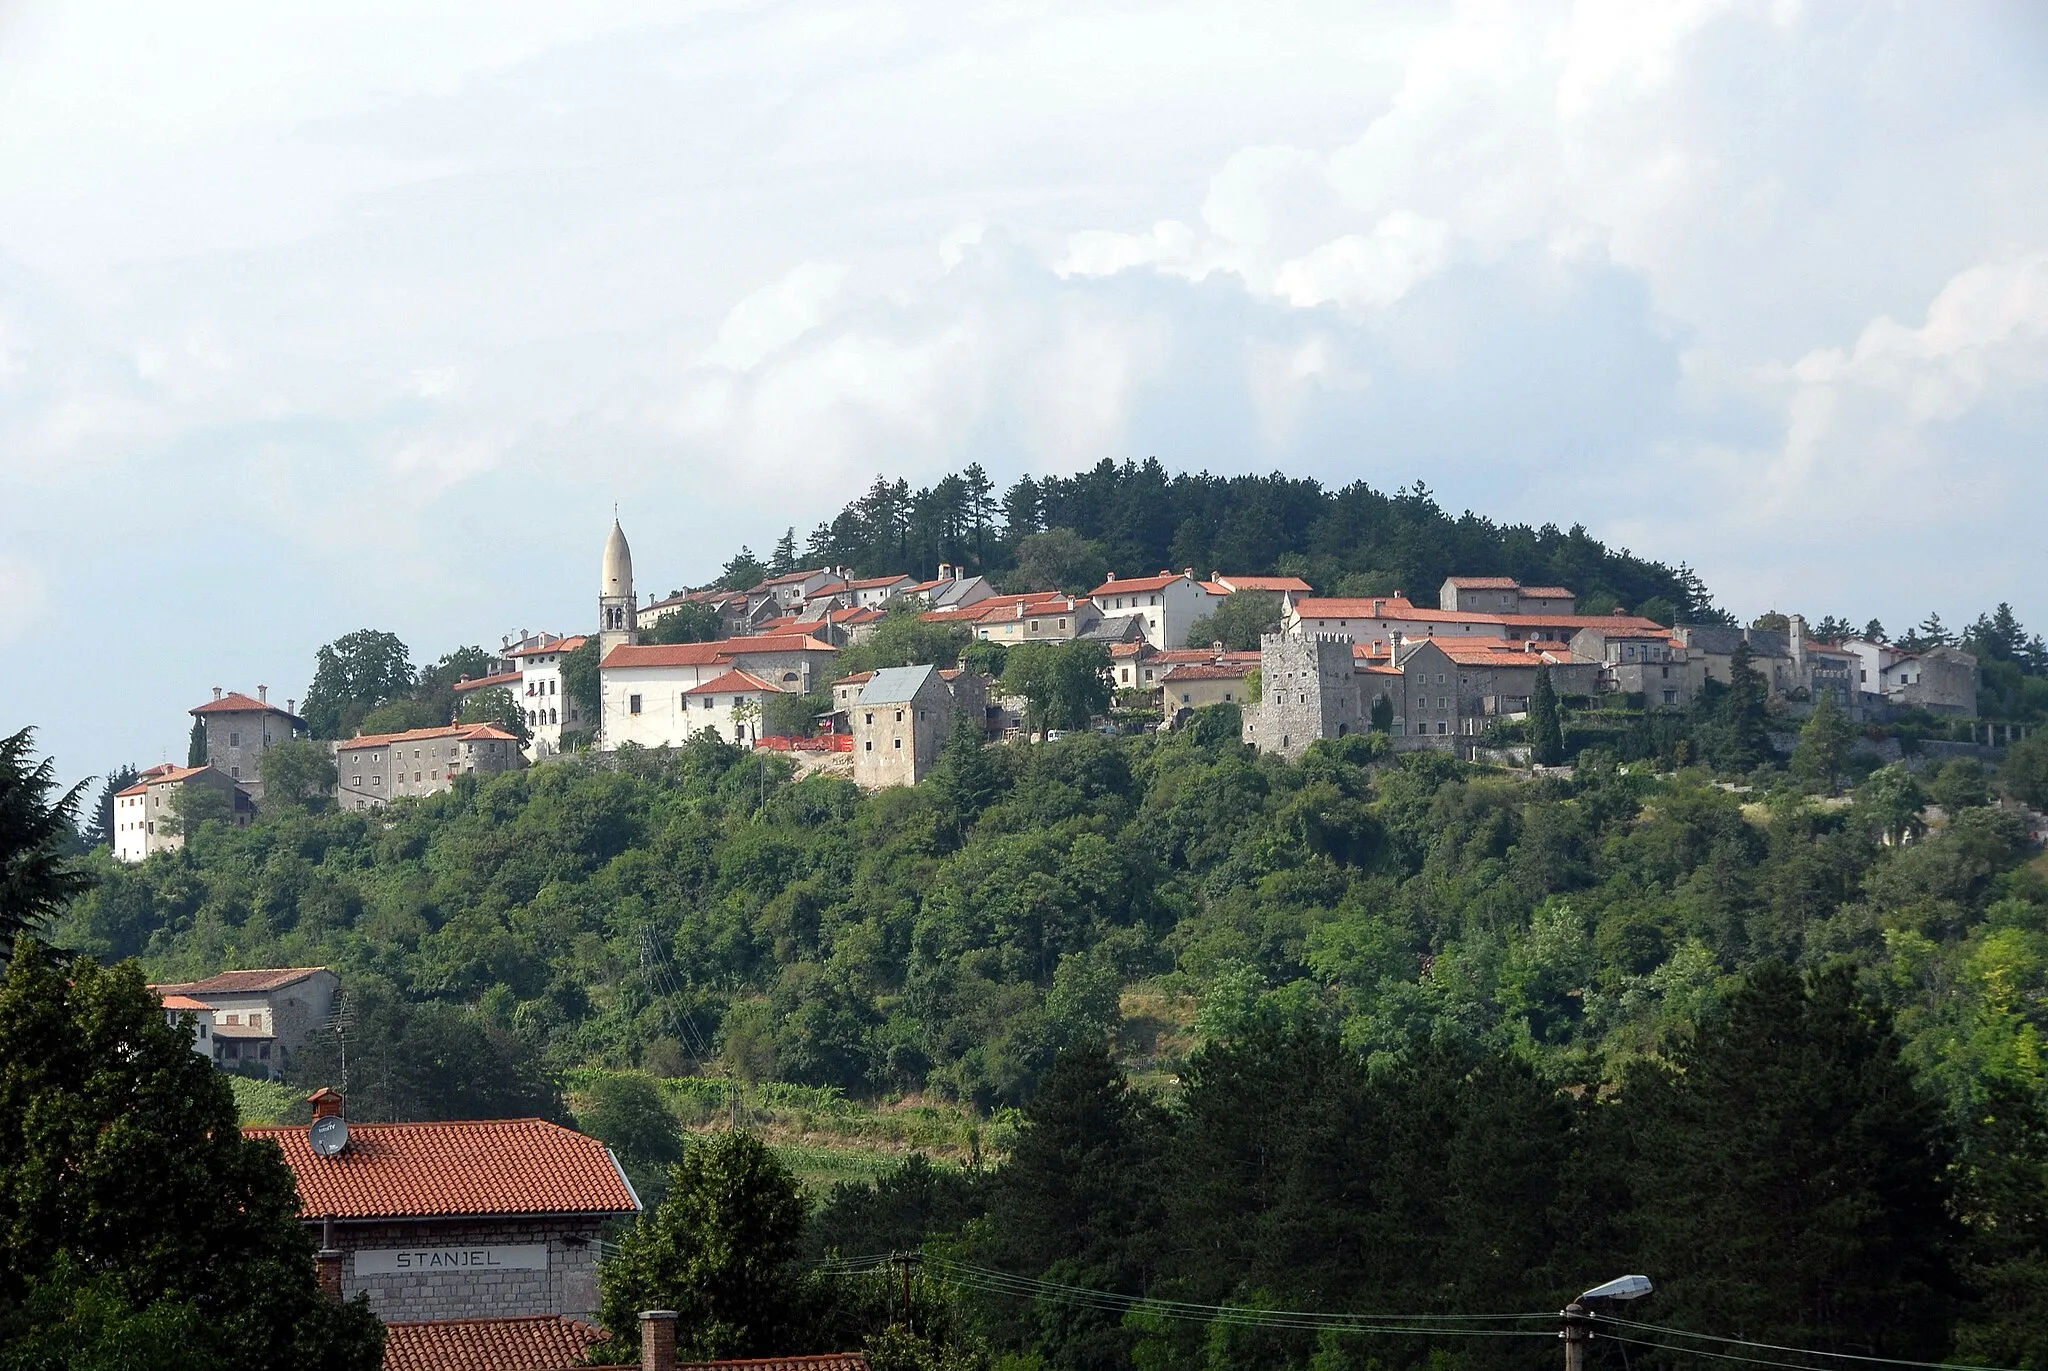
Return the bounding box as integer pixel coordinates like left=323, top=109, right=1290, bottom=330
left=751, top=566, right=853, bottom=613
left=939, top=592, right=1102, bottom=644
left=1287, top=595, right=1660, bottom=649
left=1568, top=625, right=1700, bottom=708
left=334, top=724, right=524, bottom=811
left=1437, top=576, right=1578, bottom=615
left=851, top=664, right=968, bottom=787
left=1390, top=639, right=1600, bottom=752
left=906, top=565, right=996, bottom=612
left=149, top=966, right=339, bottom=1079
left=111, top=763, right=252, bottom=862
left=846, top=573, right=920, bottom=608
left=677, top=670, right=782, bottom=746
left=248, top=1092, right=640, bottom=1325
left=189, top=687, right=308, bottom=799
left=1842, top=638, right=1980, bottom=717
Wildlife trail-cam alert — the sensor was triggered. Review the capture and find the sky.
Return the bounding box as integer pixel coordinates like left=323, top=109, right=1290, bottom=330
left=2, top=0, right=2045, bottom=791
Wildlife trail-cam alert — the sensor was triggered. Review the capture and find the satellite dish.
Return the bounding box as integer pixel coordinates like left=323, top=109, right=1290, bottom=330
left=309, top=1114, right=350, bottom=1158
left=1580, top=1274, right=1653, bottom=1302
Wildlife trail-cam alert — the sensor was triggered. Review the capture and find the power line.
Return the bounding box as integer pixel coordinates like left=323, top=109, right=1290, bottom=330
left=1603, top=1320, right=2032, bottom=1371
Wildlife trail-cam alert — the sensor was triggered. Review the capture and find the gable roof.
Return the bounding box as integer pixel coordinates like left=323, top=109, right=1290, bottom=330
left=507, top=635, right=587, bottom=659
left=603, top=635, right=836, bottom=671
left=857, top=664, right=939, bottom=705
left=1161, top=661, right=1254, bottom=681
left=153, top=966, right=329, bottom=996
left=243, top=1117, right=640, bottom=1221
left=1088, top=572, right=1191, bottom=596
left=1520, top=586, right=1575, bottom=599
left=453, top=671, right=523, bottom=694
left=383, top=1316, right=604, bottom=1371
left=846, top=573, right=915, bottom=589
left=1444, top=576, right=1520, bottom=588
left=684, top=669, right=783, bottom=696
left=1213, top=575, right=1314, bottom=593
left=337, top=724, right=514, bottom=752
left=191, top=691, right=304, bottom=722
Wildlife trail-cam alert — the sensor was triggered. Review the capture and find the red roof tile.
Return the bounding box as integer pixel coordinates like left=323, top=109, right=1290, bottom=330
left=1088, top=572, right=1191, bottom=595
left=191, top=691, right=303, bottom=719
left=453, top=671, right=522, bottom=693
left=153, top=966, right=328, bottom=995
left=1445, top=576, right=1520, bottom=588
left=508, top=635, right=588, bottom=659
left=383, top=1316, right=604, bottom=1371
left=1215, top=575, right=1314, bottom=593
left=1161, top=662, right=1253, bottom=681
left=338, top=724, right=511, bottom=752
left=159, top=994, right=213, bottom=1011
left=1519, top=586, right=1575, bottom=599
left=585, top=1356, right=871, bottom=1371
left=243, top=1117, right=640, bottom=1221
left=846, top=574, right=914, bottom=589
left=684, top=669, right=783, bottom=696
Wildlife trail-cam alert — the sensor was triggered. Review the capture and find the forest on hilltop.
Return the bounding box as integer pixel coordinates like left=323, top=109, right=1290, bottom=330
left=711, top=459, right=1724, bottom=622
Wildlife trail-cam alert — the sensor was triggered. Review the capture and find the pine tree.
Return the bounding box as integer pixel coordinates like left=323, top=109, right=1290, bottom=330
left=1530, top=664, right=1564, bottom=764
left=83, top=765, right=138, bottom=849
left=1716, top=639, right=1773, bottom=771
left=1620, top=964, right=1959, bottom=1359
left=1791, top=690, right=1855, bottom=793
left=0, top=728, right=90, bottom=961
left=770, top=527, right=798, bottom=576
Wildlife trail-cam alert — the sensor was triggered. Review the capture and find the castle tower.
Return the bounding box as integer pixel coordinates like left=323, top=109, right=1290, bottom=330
left=599, top=518, right=636, bottom=657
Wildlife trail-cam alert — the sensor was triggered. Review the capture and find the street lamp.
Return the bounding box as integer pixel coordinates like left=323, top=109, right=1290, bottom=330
left=1562, top=1275, right=1653, bottom=1371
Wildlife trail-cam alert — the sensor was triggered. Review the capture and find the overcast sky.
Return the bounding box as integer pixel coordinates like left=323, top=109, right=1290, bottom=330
left=4, top=0, right=2045, bottom=789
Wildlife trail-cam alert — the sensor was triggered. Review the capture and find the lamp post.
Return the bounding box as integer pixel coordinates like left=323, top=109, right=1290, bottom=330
left=1562, top=1275, right=1653, bottom=1371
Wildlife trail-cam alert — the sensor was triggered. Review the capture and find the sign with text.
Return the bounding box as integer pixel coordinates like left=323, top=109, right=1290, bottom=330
left=354, top=1244, right=548, bottom=1276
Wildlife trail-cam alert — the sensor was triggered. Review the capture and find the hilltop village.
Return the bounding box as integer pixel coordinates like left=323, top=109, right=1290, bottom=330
left=111, top=517, right=1993, bottom=863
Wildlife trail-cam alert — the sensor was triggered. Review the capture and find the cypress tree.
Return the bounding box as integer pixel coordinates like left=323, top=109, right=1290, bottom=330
left=186, top=718, right=208, bottom=767
left=1531, top=664, right=1565, bottom=764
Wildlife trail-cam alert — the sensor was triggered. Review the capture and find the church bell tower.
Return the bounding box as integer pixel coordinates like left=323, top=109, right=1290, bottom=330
left=599, top=517, right=636, bottom=657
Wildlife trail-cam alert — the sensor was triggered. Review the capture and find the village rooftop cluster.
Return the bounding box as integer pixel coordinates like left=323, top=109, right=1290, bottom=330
left=112, top=519, right=1985, bottom=863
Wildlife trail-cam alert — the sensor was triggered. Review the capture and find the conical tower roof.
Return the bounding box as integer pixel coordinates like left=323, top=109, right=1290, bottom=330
left=601, top=519, right=633, bottom=598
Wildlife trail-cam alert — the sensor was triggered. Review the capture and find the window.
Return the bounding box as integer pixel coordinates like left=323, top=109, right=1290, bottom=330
left=864, top=741, right=873, bottom=752
left=865, top=712, right=874, bottom=725
left=894, top=738, right=902, bottom=749
left=351, top=776, right=362, bottom=788
left=373, top=775, right=382, bottom=786
left=629, top=694, right=643, bottom=714
left=229, top=766, right=239, bottom=778
left=228, top=731, right=239, bottom=746
left=414, top=772, right=422, bottom=782
left=895, top=710, right=904, bottom=722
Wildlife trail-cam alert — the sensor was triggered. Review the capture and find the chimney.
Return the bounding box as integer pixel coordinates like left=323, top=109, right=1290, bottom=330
left=1212, top=640, right=1225, bottom=661
left=1105, top=572, right=1116, bottom=582
left=640, top=1311, right=678, bottom=1371
left=1183, top=567, right=1195, bottom=579
left=316, top=1215, right=343, bottom=1303
left=287, top=699, right=296, bottom=717
left=938, top=562, right=953, bottom=581
left=308, top=1087, right=345, bottom=1121
left=258, top=685, right=268, bottom=702
left=212, top=687, right=223, bottom=701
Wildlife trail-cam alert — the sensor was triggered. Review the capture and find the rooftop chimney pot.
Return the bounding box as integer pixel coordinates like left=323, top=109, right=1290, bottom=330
left=639, top=1312, right=678, bottom=1371
left=258, top=685, right=267, bottom=702
left=212, top=687, right=223, bottom=700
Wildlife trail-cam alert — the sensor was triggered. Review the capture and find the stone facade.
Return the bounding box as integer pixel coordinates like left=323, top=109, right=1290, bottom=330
left=191, top=689, right=307, bottom=800
left=1242, top=633, right=1364, bottom=759
left=851, top=664, right=979, bottom=787
left=335, top=725, right=523, bottom=810
left=331, top=1215, right=607, bottom=1323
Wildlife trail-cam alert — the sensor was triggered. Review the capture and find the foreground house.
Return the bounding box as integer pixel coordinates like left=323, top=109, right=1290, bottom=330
left=250, top=1090, right=640, bottom=1324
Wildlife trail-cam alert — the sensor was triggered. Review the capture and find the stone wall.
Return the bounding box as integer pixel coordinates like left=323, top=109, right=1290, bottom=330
left=1244, top=634, right=1360, bottom=758
left=332, top=1215, right=607, bottom=1323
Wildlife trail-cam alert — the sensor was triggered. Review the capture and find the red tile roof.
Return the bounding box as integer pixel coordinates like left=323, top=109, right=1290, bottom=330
left=1519, top=586, right=1575, bottom=599
left=338, top=724, right=512, bottom=752
left=1215, top=575, right=1314, bottom=593
left=1445, top=576, right=1520, bottom=588
left=191, top=691, right=303, bottom=719
left=159, top=994, right=213, bottom=1011
left=507, top=635, right=587, bottom=659
left=153, top=966, right=329, bottom=995
left=847, top=574, right=914, bottom=589
left=684, top=669, right=782, bottom=696
left=585, top=1356, right=872, bottom=1371
left=604, top=635, right=836, bottom=670
left=1284, top=596, right=1422, bottom=618
left=243, top=1117, right=640, bottom=1221
left=453, top=671, right=522, bottom=694
left=383, top=1316, right=604, bottom=1371
left=1294, top=600, right=1665, bottom=633
left=1088, top=572, right=1191, bottom=596
left=1161, top=662, right=1253, bottom=681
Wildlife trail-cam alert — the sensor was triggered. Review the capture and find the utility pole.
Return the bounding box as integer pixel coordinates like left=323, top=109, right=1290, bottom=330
left=1560, top=1301, right=1591, bottom=1371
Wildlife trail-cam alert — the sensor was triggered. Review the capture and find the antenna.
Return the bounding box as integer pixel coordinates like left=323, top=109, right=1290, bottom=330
left=325, top=991, right=357, bottom=1097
